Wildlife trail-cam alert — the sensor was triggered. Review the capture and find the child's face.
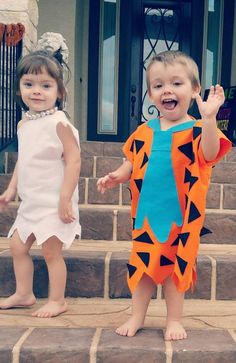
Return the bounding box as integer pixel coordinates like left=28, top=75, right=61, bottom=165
left=19, top=68, right=60, bottom=113
left=148, top=61, right=199, bottom=123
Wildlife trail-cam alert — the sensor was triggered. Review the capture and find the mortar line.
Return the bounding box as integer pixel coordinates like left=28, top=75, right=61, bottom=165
left=207, top=255, right=217, bottom=301
left=220, top=184, right=223, bottom=210
left=104, top=251, right=112, bottom=299
left=84, top=177, right=89, bottom=205
left=93, top=156, right=97, bottom=178
left=113, top=209, right=118, bottom=241
left=165, top=340, right=173, bottom=363
left=90, top=328, right=102, bottom=363
left=12, top=327, right=34, bottom=363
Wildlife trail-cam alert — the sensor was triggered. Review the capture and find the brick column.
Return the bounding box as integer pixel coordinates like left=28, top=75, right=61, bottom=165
left=0, top=0, right=38, bottom=53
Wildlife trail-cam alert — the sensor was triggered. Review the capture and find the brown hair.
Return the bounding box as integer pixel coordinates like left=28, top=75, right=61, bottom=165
left=15, top=50, right=70, bottom=111
left=146, top=50, right=200, bottom=93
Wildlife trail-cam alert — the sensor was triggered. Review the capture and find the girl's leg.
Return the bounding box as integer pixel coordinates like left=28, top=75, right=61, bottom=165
left=0, top=231, right=36, bottom=309
left=163, top=276, right=187, bottom=340
left=32, top=236, right=67, bottom=318
left=116, top=273, right=155, bottom=337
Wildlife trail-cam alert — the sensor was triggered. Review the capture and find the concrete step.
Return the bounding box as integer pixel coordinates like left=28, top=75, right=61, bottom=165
left=0, top=299, right=235, bottom=363
left=0, top=239, right=236, bottom=300
left=0, top=203, right=235, bottom=244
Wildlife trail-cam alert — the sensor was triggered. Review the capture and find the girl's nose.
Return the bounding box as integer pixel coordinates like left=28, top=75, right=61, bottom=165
left=32, top=86, right=41, bottom=94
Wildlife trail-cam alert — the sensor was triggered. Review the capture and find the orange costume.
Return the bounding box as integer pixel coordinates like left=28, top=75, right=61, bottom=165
left=123, top=118, right=231, bottom=293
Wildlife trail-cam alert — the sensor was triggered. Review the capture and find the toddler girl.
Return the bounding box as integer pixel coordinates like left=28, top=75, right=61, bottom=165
left=0, top=49, right=81, bottom=318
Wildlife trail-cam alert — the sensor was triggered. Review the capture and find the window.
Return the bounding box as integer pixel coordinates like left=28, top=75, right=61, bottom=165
left=98, top=0, right=119, bottom=134
left=202, top=0, right=224, bottom=91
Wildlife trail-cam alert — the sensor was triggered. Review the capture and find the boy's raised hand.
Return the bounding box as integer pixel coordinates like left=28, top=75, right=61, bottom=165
left=97, top=172, right=119, bottom=194
left=194, top=84, right=225, bottom=120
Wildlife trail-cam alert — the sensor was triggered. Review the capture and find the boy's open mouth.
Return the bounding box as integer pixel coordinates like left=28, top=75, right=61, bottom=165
left=162, top=99, right=178, bottom=110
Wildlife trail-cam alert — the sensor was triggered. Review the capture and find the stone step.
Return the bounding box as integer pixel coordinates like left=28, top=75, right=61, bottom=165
left=0, top=239, right=236, bottom=300
left=1, top=173, right=235, bottom=210
left=0, top=203, right=235, bottom=244
left=0, top=299, right=235, bottom=363
left=3, top=150, right=236, bottom=182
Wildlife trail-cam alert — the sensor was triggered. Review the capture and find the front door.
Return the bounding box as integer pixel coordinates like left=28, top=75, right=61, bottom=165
left=87, top=0, right=195, bottom=141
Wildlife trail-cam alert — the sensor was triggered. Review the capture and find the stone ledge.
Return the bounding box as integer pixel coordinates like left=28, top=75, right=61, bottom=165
left=0, top=250, right=235, bottom=300
left=0, top=326, right=235, bottom=363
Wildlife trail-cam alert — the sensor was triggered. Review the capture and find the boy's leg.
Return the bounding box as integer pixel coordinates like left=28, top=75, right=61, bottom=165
left=0, top=231, right=36, bottom=309
left=163, top=276, right=187, bottom=340
left=116, top=273, right=155, bottom=337
left=32, top=236, right=67, bottom=318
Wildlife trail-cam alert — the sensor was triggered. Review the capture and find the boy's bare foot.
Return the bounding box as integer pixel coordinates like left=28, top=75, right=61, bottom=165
left=0, top=292, right=36, bottom=309
left=32, top=301, right=68, bottom=318
left=165, top=320, right=187, bottom=340
left=115, top=317, right=143, bottom=337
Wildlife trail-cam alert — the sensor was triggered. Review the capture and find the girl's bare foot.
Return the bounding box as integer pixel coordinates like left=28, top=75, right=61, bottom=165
left=115, top=317, right=144, bottom=337
left=0, top=292, right=36, bottom=309
left=32, top=301, right=68, bottom=318
left=165, top=320, right=187, bottom=340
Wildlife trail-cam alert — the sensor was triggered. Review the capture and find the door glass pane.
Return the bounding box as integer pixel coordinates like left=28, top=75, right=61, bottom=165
left=98, top=0, right=119, bottom=134
left=142, top=7, right=180, bottom=122
left=204, top=0, right=222, bottom=89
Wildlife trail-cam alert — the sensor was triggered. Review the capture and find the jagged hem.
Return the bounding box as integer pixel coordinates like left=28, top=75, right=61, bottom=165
left=7, top=224, right=81, bottom=250
left=127, top=268, right=196, bottom=294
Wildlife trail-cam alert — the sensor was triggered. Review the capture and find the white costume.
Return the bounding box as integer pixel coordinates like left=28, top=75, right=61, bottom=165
left=8, top=110, right=81, bottom=249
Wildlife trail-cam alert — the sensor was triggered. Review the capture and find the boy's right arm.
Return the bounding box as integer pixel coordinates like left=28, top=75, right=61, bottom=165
left=97, top=160, right=132, bottom=194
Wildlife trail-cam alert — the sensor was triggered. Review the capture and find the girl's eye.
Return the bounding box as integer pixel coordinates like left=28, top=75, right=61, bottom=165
left=24, top=82, right=32, bottom=87
left=42, top=84, right=50, bottom=89
left=174, top=82, right=182, bottom=86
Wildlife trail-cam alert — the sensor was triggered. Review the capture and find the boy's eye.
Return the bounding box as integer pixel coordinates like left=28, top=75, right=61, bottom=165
left=173, top=82, right=182, bottom=86
left=154, top=84, right=162, bottom=89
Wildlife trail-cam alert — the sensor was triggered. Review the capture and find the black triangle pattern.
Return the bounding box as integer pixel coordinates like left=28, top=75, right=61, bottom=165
left=127, top=263, right=137, bottom=278
left=193, top=126, right=202, bottom=140
left=176, top=255, right=188, bottom=275
left=179, top=232, right=190, bottom=247
left=184, top=168, right=198, bottom=190
left=188, top=201, right=201, bottom=223
left=178, top=142, right=194, bottom=164
left=132, top=218, right=135, bottom=230
left=171, top=236, right=179, bottom=246
left=134, top=231, right=154, bottom=244
left=185, top=194, right=189, bottom=209
left=137, top=252, right=150, bottom=267
left=134, top=179, right=143, bottom=192
left=135, top=139, right=145, bottom=154
left=200, top=226, right=212, bottom=236
left=160, top=255, right=174, bottom=266
left=130, top=140, right=134, bottom=152
left=140, top=152, right=149, bottom=168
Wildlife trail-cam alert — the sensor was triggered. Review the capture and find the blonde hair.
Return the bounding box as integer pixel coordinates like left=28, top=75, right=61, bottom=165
left=146, top=50, right=200, bottom=93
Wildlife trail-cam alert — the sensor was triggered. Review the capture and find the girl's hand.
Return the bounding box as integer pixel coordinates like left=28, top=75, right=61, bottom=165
left=194, top=84, right=225, bottom=120
left=58, top=198, right=76, bottom=224
left=0, top=188, right=16, bottom=212
left=97, top=172, right=120, bottom=194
